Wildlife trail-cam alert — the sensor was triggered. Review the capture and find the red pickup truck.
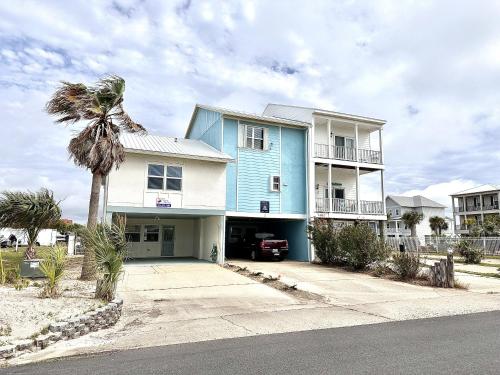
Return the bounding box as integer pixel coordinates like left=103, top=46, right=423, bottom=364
left=243, top=232, right=289, bottom=261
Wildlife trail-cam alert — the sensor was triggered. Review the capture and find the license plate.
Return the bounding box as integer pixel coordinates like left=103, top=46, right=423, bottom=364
left=272, top=249, right=279, bottom=254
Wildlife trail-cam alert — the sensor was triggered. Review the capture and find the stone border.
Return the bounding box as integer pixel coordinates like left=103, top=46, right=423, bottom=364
left=0, top=298, right=123, bottom=361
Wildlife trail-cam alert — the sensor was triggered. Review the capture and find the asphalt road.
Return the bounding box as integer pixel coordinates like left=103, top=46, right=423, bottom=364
left=3, top=311, right=500, bottom=375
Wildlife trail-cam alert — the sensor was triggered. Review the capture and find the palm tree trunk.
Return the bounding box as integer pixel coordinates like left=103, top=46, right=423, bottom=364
left=25, top=245, right=36, bottom=260
left=81, top=172, right=102, bottom=280
left=411, top=226, right=417, bottom=237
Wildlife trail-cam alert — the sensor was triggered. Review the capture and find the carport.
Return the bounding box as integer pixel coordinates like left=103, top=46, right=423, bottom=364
left=225, top=217, right=309, bottom=261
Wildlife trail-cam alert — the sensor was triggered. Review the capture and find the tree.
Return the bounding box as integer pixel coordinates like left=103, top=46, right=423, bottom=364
left=46, top=75, right=145, bottom=279
left=0, top=189, right=61, bottom=259
left=401, top=210, right=424, bottom=237
left=429, top=216, right=448, bottom=236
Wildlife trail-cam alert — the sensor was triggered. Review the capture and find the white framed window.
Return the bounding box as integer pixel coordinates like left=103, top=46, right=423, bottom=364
left=147, top=164, right=182, bottom=191
left=246, top=126, right=264, bottom=150
left=144, top=225, right=159, bottom=242
left=270, top=176, right=280, bottom=192
left=125, top=225, right=141, bottom=242
left=395, top=209, right=400, bottom=216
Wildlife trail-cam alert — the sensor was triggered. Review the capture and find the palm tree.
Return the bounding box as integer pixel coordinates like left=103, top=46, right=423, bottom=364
left=46, top=76, right=145, bottom=279
left=401, top=210, right=424, bottom=237
left=429, top=216, right=448, bottom=236
left=0, top=189, right=61, bottom=259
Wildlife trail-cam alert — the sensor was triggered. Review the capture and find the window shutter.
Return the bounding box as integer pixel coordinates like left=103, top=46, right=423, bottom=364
left=238, top=124, right=246, bottom=148
left=263, top=128, right=269, bottom=150
left=269, top=176, right=273, bottom=191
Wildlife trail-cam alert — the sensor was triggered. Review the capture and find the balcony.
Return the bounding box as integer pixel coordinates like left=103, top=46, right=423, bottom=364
left=315, top=198, right=384, bottom=215
left=387, top=228, right=411, bottom=236
left=314, top=143, right=382, bottom=164
left=483, top=202, right=499, bottom=211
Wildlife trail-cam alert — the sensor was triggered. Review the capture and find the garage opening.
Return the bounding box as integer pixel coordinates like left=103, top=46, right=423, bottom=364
left=225, top=217, right=308, bottom=261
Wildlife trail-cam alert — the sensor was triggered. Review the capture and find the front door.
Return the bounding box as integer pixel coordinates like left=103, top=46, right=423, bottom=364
left=162, top=226, right=175, bottom=256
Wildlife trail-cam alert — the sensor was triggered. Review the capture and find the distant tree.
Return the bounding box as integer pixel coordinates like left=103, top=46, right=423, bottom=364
left=0, top=189, right=61, bottom=259
left=401, top=210, right=424, bottom=237
left=46, top=75, right=146, bottom=279
left=429, top=216, right=448, bottom=236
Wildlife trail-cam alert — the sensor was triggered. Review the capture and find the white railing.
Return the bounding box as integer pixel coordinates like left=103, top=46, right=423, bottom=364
left=315, top=198, right=383, bottom=215
left=314, top=143, right=382, bottom=164
left=386, top=228, right=411, bottom=235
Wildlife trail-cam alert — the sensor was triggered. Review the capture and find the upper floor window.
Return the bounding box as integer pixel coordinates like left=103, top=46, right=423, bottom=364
left=395, top=209, right=400, bottom=216
left=246, top=126, right=264, bottom=150
left=147, top=164, right=182, bottom=191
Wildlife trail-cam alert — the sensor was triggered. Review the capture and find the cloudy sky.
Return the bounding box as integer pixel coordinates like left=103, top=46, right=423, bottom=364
left=1, top=0, right=499, bottom=222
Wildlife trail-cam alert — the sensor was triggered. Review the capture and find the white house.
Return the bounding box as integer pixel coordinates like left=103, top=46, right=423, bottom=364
left=451, top=184, right=500, bottom=235
left=103, top=134, right=232, bottom=263
left=386, top=195, right=452, bottom=239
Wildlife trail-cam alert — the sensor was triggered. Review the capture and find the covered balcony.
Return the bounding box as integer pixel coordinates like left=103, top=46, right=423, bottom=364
left=455, top=194, right=500, bottom=213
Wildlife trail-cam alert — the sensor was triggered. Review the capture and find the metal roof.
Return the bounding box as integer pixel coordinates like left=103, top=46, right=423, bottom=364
left=451, top=184, right=500, bottom=196
left=263, top=103, right=386, bottom=125
left=185, top=104, right=309, bottom=138
left=120, top=133, right=233, bottom=163
left=386, top=195, right=446, bottom=208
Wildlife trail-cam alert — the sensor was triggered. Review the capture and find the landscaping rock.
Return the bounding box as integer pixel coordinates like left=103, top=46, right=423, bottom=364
left=111, top=298, right=123, bottom=307
left=79, top=315, right=90, bottom=324
left=62, top=327, right=76, bottom=338
left=49, top=332, right=62, bottom=342
left=0, top=345, right=15, bottom=359
left=13, top=339, right=34, bottom=351
left=35, top=334, right=51, bottom=349
left=68, top=318, right=81, bottom=328
left=49, top=321, right=69, bottom=332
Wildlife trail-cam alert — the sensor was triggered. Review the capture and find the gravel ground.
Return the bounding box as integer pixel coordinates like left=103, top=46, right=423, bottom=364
left=0, top=256, right=102, bottom=342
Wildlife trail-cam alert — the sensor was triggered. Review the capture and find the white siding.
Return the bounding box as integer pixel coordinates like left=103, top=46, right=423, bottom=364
left=315, top=167, right=357, bottom=200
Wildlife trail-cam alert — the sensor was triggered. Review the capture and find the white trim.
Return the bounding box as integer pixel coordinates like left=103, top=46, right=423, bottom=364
left=221, top=116, right=224, bottom=151
left=236, top=121, right=240, bottom=211
left=125, top=149, right=232, bottom=163
left=279, top=126, right=282, bottom=212
left=314, top=212, right=387, bottom=221
left=225, top=211, right=307, bottom=220
left=312, top=157, right=385, bottom=170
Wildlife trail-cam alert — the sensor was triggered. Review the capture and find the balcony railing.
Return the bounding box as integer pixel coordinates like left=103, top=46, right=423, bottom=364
left=314, top=143, right=382, bottom=164
left=466, top=205, right=481, bottom=212
left=315, top=198, right=384, bottom=215
left=483, top=202, right=499, bottom=210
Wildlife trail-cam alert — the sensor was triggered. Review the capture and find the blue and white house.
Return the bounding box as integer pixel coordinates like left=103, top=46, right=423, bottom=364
left=103, top=102, right=387, bottom=263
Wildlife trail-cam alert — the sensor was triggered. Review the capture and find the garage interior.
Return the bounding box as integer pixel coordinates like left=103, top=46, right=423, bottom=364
left=225, top=217, right=309, bottom=261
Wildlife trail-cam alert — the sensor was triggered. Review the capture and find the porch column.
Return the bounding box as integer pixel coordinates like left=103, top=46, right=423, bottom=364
left=355, top=166, right=360, bottom=214
left=328, top=163, right=332, bottom=212
left=327, top=119, right=332, bottom=159
left=379, top=129, right=384, bottom=164
left=354, top=123, right=359, bottom=161
left=309, top=117, right=316, bottom=219
left=479, top=194, right=484, bottom=224
left=381, top=169, right=386, bottom=215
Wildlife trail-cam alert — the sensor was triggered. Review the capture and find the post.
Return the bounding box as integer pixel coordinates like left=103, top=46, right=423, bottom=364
left=354, top=123, right=359, bottom=161
left=355, top=166, right=360, bottom=214
left=378, top=128, right=384, bottom=164
left=380, top=169, right=385, bottom=215
left=439, top=259, right=447, bottom=287
left=328, top=163, right=332, bottom=212
left=327, top=119, right=332, bottom=159
left=446, top=250, right=454, bottom=288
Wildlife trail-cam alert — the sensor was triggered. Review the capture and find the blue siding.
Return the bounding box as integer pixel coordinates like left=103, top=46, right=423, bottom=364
left=281, top=127, right=307, bottom=214
left=223, top=119, right=238, bottom=211
left=189, top=108, right=222, bottom=151
left=237, top=121, right=280, bottom=213
left=276, top=220, right=308, bottom=261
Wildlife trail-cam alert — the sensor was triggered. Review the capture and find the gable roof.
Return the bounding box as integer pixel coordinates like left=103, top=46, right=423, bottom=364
left=185, top=104, right=309, bottom=138
left=451, top=184, right=500, bottom=196
left=120, top=133, right=233, bottom=163
left=386, top=195, right=446, bottom=208
left=263, top=103, right=386, bottom=126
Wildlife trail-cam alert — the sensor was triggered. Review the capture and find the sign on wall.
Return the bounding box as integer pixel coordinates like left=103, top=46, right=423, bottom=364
left=156, top=198, right=172, bottom=208
left=260, top=201, right=269, bottom=213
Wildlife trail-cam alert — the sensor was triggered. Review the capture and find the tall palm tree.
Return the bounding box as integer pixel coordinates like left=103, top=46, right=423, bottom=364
left=429, top=216, right=448, bottom=236
left=0, top=189, right=61, bottom=259
left=46, top=75, right=145, bottom=279
left=401, top=210, right=424, bottom=237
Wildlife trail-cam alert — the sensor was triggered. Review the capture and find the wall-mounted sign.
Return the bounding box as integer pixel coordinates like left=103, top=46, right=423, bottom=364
left=156, top=198, right=172, bottom=208
left=260, top=201, right=269, bottom=213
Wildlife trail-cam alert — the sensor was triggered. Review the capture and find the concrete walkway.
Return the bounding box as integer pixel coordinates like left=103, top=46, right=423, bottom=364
left=8, top=259, right=500, bottom=366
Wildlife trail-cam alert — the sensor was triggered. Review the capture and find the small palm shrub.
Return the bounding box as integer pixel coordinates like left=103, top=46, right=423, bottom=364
left=338, top=224, right=389, bottom=270
left=455, top=240, right=483, bottom=264
left=82, top=219, right=127, bottom=301
left=39, top=246, right=67, bottom=298
left=307, top=219, right=341, bottom=264
left=392, top=251, right=421, bottom=280
left=0, top=251, right=5, bottom=285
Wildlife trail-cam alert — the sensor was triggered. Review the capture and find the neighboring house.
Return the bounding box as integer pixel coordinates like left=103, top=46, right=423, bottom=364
left=104, top=134, right=232, bottom=262
left=451, top=184, right=500, bottom=235
left=385, top=195, right=451, bottom=239
left=0, top=228, right=59, bottom=246
left=263, top=104, right=387, bottom=238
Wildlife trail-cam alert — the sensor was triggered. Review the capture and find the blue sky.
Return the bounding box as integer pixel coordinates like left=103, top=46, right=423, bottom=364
left=1, top=0, right=499, bottom=222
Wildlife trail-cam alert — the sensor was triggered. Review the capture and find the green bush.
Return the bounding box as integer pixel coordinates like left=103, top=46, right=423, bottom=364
left=392, top=251, right=421, bottom=280
left=307, top=219, right=341, bottom=264
left=39, top=246, right=66, bottom=298
left=337, top=224, right=389, bottom=270
left=455, top=240, right=483, bottom=264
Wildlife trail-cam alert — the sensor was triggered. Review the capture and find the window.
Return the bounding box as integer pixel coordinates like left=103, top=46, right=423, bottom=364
left=148, top=164, right=164, bottom=190
left=246, top=126, right=264, bottom=150
left=270, top=176, right=280, bottom=192
left=166, top=166, right=182, bottom=191
left=147, top=164, right=182, bottom=191
left=125, top=225, right=141, bottom=242
left=144, top=225, right=159, bottom=242
left=395, top=209, right=400, bottom=216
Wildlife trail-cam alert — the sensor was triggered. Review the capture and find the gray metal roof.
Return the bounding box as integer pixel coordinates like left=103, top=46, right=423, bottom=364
left=185, top=104, right=309, bottom=138
left=451, top=184, right=500, bottom=196
left=386, top=195, right=446, bottom=208
left=121, top=133, right=233, bottom=163
left=263, top=103, right=386, bottom=125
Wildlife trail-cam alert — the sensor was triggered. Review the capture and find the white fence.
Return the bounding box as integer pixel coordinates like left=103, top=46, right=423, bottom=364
left=385, top=236, right=500, bottom=256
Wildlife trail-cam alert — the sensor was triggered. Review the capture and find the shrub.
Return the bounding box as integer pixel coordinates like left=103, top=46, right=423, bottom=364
left=455, top=240, right=483, bottom=264
left=337, top=224, right=389, bottom=270
left=392, top=251, right=421, bottom=280
left=39, top=246, right=67, bottom=298
left=82, top=219, right=127, bottom=301
left=0, top=251, right=5, bottom=285
left=307, top=219, right=341, bottom=264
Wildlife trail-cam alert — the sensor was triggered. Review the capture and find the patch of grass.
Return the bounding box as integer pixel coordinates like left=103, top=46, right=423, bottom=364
left=456, top=270, right=500, bottom=279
